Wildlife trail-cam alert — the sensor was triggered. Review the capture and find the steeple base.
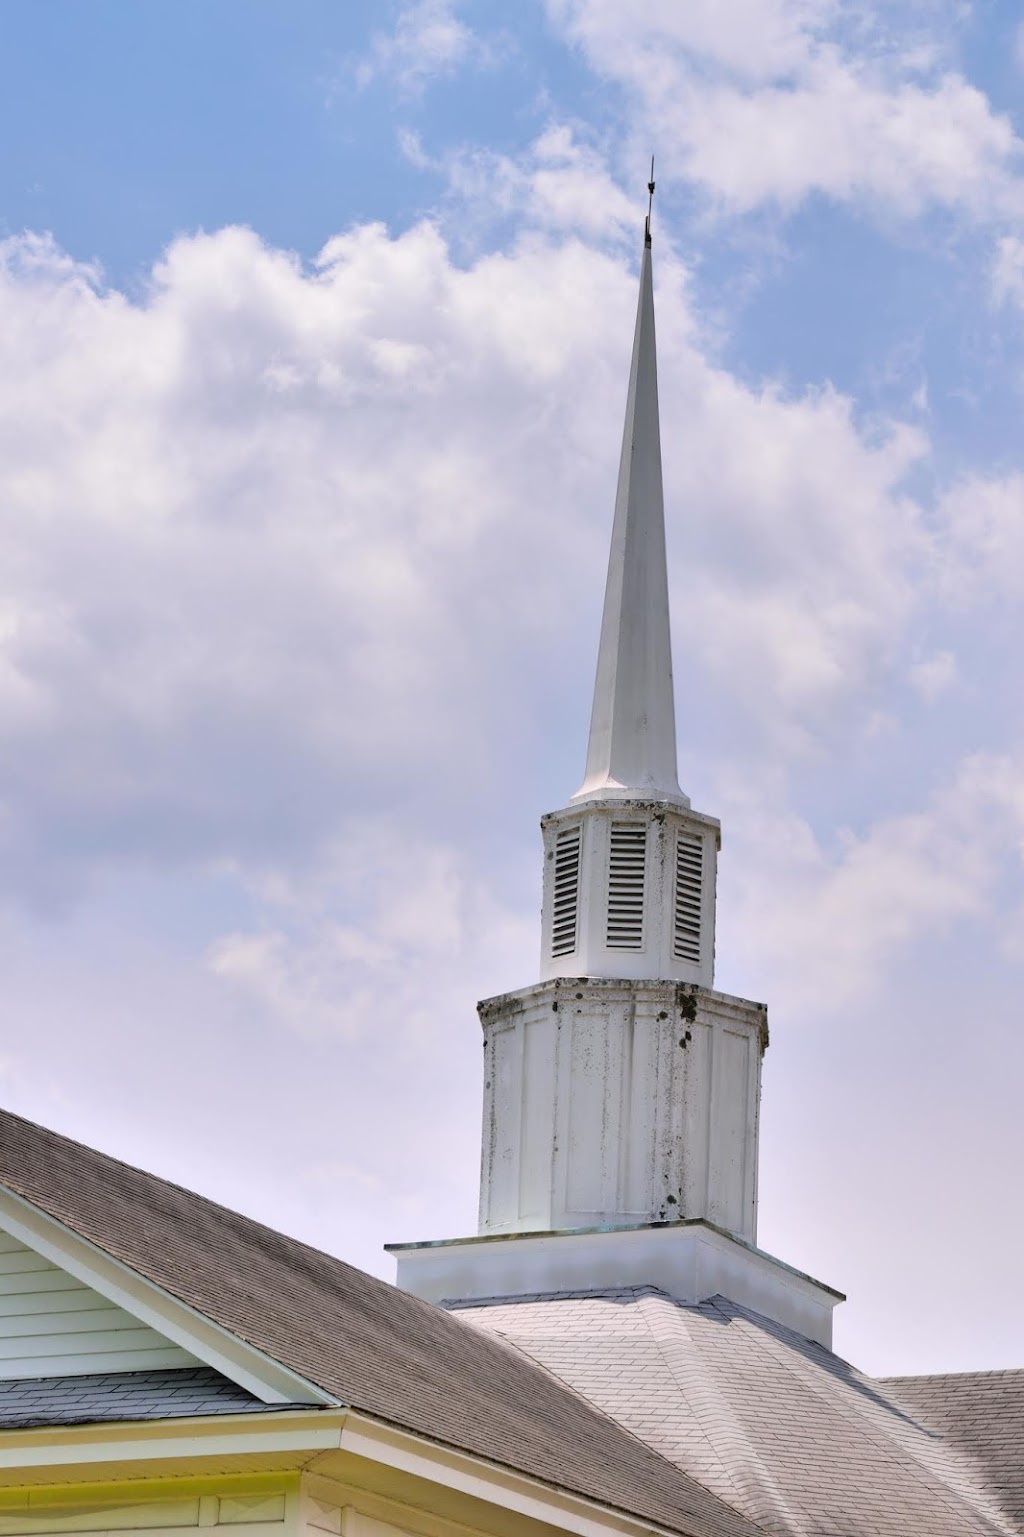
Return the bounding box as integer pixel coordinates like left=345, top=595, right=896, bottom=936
left=476, top=978, right=767, bottom=1243
left=387, top=1221, right=845, bottom=1349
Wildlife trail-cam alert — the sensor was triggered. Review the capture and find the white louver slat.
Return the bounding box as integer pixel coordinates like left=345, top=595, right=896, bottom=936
left=674, top=831, right=703, bottom=963
left=551, top=825, right=582, bottom=957
left=606, top=823, right=647, bottom=950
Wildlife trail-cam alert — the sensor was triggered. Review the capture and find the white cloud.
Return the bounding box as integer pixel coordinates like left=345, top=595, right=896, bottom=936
left=551, top=0, right=834, bottom=86
left=725, top=750, right=1024, bottom=1013
left=419, top=124, right=642, bottom=243
left=547, top=0, right=1024, bottom=220
left=0, top=218, right=936, bottom=912
left=208, top=823, right=533, bottom=1042
left=908, top=650, right=957, bottom=699
left=936, top=472, right=1024, bottom=599
left=355, top=0, right=492, bottom=92
left=991, top=233, right=1024, bottom=307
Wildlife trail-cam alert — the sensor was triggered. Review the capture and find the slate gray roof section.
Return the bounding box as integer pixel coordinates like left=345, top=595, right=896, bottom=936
left=881, top=1370, right=1024, bottom=1529
left=0, top=1366, right=272, bottom=1428
left=0, top=1110, right=762, bottom=1537
left=451, top=1287, right=1023, bottom=1537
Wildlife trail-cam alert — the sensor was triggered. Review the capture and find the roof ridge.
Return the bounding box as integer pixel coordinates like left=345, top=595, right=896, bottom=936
left=880, top=1368, right=1024, bottom=1385
left=631, top=1292, right=807, bottom=1532
left=468, top=1307, right=768, bottom=1534
left=702, top=1299, right=1017, bottom=1535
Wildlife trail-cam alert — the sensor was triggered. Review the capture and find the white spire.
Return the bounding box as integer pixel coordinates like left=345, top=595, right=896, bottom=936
left=573, top=224, right=687, bottom=808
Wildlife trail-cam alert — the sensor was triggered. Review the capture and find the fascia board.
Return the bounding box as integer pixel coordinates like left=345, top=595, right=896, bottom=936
left=0, top=1187, right=337, bottom=1407
left=0, top=1410, right=687, bottom=1537
left=0, top=1411, right=346, bottom=1474
left=335, top=1414, right=685, bottom=1537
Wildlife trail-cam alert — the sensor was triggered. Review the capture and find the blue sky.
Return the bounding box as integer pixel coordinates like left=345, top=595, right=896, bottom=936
left=1, top=0, right=1023, bottom=1377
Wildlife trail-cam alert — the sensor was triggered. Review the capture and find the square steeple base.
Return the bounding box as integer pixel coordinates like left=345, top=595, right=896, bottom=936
left=387, top=1220, right=844, bottom=1349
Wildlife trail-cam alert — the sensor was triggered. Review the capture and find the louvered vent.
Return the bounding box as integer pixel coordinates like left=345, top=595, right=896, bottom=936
left=606, top=823, right=647, bottom=950
left=551, top=826, right=582, bottom=957
left=674, top=831, right=703, bottom=964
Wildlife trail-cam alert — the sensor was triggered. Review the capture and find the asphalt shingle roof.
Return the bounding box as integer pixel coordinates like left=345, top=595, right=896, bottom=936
left=0, top=1367, right=270, bottom=1428
left=881, top=1370, right=1024, bottom=1529
left=451, top=1287, right=1024, bottom=1537
left=0, top=1109, right=762, bottom=1537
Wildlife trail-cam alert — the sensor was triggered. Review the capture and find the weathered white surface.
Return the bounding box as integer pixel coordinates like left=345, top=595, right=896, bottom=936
left=389, top=1222, right=843, bottom=1348
left=574, top=238, right=684, bottom=807
left=540, top=799, right=719, bottom=984
left=0, top=1229, right=199, bottom=1379
left=475, top=979, right=765, bottom=1242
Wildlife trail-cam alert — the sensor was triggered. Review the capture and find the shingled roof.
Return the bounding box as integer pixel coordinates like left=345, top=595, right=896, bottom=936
left=0, top=1366, right=270, bottom=1428
left=881, top=1370, right=1024, bottom=1531
left=452, top=1287, right=1024, bottom=1537
left=0, top=1109, right=761, bottom=1537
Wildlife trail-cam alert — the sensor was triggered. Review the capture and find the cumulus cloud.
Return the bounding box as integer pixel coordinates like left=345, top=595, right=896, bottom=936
left=935, top=472, right=1024, bottom=600
left=991, top=233, right=1024, bottom=308
left=0, top=218, right=935, bottom=914
left=207, top=822, right=534, bottom=1043
left=406, top=124, right=641, bottom=243
left=725, top=751, right=1024, bottom=1014
left=547, top=0, right=1024, bottom=220
left=354, top=0, right=495, bottom=92
left=0, top=221, right=623, bottom=903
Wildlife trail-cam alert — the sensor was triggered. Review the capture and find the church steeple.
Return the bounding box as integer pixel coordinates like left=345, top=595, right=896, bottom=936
left=388, top=189, right=842, bottom=1356
left=538, top=221, right=715, bottom=985
left=574, top=216, right=687, bottom=807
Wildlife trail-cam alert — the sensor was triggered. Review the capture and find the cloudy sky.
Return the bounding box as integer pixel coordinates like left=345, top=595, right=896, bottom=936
left=1, top=0, right=1023, bottom=1378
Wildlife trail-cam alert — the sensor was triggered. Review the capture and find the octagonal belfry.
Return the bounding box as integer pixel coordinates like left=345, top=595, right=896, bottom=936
left=478, top=977, right=766, bottom=1242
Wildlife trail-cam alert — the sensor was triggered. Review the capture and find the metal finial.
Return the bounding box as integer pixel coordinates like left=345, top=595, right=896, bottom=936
left=645, top=155, right=655, bottom=245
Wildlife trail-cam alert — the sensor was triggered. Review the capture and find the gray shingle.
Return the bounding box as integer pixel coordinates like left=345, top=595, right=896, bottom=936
left=0, top=1367, right=271, bottom=1428
left=881, top=1370, right=1024, bottom=1527
left=451, top=1288, right=1023, bottom=1537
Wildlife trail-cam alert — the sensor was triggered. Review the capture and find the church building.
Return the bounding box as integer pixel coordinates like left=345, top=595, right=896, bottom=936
left=0, top=203, right=1020, bottom=1537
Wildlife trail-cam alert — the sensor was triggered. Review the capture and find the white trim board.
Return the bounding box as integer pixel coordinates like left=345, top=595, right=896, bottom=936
left=0, top=1187, right=335, bottom=1406
left=0, top=1413, right=692, bottom=1537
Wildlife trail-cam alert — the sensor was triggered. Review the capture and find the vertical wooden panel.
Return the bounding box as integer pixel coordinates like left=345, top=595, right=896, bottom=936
left=622, top=1003, right=658, bottom=1215
left=708, top=1028, right=753, bottom=1236
left=565, top=1012, right=613, bottom=1214
left=485, top=1023, right=523, bottom=1229
left=518, top=1016, right=556, bottom=1223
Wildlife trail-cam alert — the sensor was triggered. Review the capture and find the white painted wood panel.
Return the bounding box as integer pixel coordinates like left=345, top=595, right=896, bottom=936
left=0, top=1230, right=198, bottom=1378
left=0, top=1496, right=287, bottom=1535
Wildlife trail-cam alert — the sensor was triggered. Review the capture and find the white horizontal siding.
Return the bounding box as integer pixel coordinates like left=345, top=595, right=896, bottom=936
left=0, top=1230, right=198, bottom=1378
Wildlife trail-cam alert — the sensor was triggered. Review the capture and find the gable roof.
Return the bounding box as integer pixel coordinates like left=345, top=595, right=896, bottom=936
left=0, top=1109, right=762, bottom=1537
left=451, top=1287, right=1023, bottom=1537
left=881, top=1370, right=1024, bottom=1530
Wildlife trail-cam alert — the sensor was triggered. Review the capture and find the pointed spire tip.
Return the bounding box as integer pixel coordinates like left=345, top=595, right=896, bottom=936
left=574, top=171, right=686, bottom=808
left=645, top=155, right=655, bottom=247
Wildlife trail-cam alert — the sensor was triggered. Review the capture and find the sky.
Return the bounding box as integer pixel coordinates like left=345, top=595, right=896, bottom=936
left=0, top=0, right=1023, bottom=1378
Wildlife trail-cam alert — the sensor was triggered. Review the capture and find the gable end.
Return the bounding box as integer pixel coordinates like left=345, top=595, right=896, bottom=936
left=0, top=1230, right=200, bottom=1378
